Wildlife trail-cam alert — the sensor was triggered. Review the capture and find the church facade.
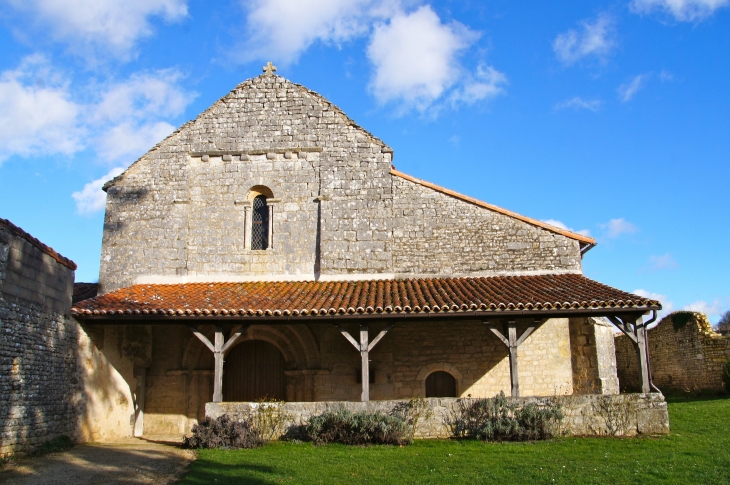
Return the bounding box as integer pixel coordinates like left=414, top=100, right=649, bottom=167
left=71, top=67, right=660, bottom=438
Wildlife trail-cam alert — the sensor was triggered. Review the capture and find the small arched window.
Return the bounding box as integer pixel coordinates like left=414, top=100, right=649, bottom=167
left=425, top=371, right=457, bottom=398
left=251, top=195, right=269, bottom=250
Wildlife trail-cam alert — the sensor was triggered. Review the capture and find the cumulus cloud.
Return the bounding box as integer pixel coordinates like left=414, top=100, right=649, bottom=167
left=542, top=219, right=592, bottom=237
left=554, top=97, right=602, bottom=112
left=367, top=6, right=503, bottom=113
left=553, top=14, right=616, bottom=66
left=599, top=218, right=637, bottom=238
left=683, top=299, right=726, bottom=318
left=633, top=289, right=675, bottom=321
left=95, top=121, right=176, bottom=162
left=4, top=0, right=188, bottom=59
left=618, top=74, right=649, bottom=102
left=647, top=253, right=679, bottom=270
left=0, top=55, right=83, bottom=162
left=630, top=0, right=729, bottom=21
left=240, top=0, right=387, bottom=63
left=72, top=166, right=125, bottom=215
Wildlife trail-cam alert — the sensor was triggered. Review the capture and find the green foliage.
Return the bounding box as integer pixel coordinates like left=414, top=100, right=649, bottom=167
left=37, top=435, right=74, bottom=455
left=306, top=408, right=411, bottom=446
left=392, top=396, right=433, bottom=440
left=183, top=415, right=264, bottom=449
left=448, top=391, right=563, bottom=441
left=671, top=311, right=695, bottom=331
left=181, top=397, right=730, bottom=485
left=723, top=360, right=730, bottom=392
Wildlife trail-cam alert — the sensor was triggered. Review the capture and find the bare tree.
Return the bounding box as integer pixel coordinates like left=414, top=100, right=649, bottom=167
left=716, top=310, right=730, bottom=335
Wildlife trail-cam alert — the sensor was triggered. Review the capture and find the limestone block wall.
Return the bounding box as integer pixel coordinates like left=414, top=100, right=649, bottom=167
left=570, top=317, right=619, bottom=395
left=391, top=176, right=583, bottom=276
left=615, top=312, right=730, bottom=392
left=207, top=393, right=670, bottom=439
left=99, top=74, right=393, bottom=293
left=118, top=318, right=574, bottom=436
left=0, top=222, right=79, bottom=455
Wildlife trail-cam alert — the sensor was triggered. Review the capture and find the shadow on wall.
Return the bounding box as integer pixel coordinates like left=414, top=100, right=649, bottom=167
left=75, top=323, right=150, bottom=442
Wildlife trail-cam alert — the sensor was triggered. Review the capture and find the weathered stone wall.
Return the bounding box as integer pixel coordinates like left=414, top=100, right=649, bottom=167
left=570, top=317, right=619, bottom=395
left=98, top=73, right=584, bottom=293
left=115, top=318, right=575, bottom=436
left=207, top=393, right=669, bottom=439
left=391, top=176, right=582, bottom=276
left=615, top=312, right=730, bottom=392
left=0, top=223, right=79, bottom=455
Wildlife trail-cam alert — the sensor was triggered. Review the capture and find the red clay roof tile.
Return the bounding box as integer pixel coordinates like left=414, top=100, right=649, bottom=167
left=71, top=274, right=660, bottom=319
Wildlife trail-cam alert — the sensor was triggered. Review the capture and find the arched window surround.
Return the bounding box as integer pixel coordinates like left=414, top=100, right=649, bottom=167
left=243, top=186, right=280, bottom=251
left=416, top=363, right=463, bottom=397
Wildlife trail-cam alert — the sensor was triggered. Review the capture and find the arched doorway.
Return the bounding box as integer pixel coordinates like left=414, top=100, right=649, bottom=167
left=223, top=340, right=287, bottom=401
left=425, top=371, right=457, bottom=398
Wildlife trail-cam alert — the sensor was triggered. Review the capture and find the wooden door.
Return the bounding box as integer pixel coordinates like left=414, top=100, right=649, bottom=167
left=223, top=340, right=286, bottom=402
left=425, top=371, right=457, bottom=398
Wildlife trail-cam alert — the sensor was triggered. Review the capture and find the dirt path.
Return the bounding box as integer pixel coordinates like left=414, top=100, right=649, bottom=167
left=0, top=438, right=195, bottom=485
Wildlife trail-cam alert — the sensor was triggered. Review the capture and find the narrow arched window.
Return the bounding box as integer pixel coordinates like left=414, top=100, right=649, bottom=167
left=425, top=371, right=457, bottom=398
left=251, top=195, right=269, bottom=250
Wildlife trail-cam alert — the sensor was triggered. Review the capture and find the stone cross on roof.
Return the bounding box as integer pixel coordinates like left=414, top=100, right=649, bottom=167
left=262, top=62, right=277, bottom=75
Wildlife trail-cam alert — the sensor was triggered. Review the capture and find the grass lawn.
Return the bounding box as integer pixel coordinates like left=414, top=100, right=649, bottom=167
left=180, top=396, right=730, bottom=484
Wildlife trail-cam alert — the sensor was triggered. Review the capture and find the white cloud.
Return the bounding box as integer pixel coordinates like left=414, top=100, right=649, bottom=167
left=648, top=253, right=679, bottom=270
left=600, top=218, right=638, bottom=238
left=96, top=121, right=176, bottom=162
left=542, top=219, right=592, bottom=237
left=618, top=74, right=649, bottom=102
left=553, top=14, right=616, bottom=66
left=633, top=289, right=675, bottom=321
left=630, top=0, right=729, bottom=21
left=0, top=57, right=195, bottom=166
left=367, top=6, right=500, bottom=112
left=72, top=166, right=125, bottom=215
left=240, top=0, right=386, bottom=63
left=683, top=299, right=726, bottom=318
left=555, top=97, right=602, bottom=112
left=4, top=0, right=188, bottom=59
left=0, top=55, right=83, bottom=162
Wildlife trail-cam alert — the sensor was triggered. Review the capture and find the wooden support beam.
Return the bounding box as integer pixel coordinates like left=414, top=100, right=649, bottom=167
left=486, top=319, right=546, bottom=397
left=133, top=367, right=146, bottom=437
left=337, top=323, right=393, bottom=402
left=187, top=324, right=248, bottom=403
left=607, top=316, right=637, bottom=343
left=605, top=314, right=651, bottom=393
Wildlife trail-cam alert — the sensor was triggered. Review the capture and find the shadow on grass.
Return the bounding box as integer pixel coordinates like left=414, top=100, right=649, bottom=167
left=182, top=460, right=279, bottom=485
left=664, top=393, right=730, bottom=404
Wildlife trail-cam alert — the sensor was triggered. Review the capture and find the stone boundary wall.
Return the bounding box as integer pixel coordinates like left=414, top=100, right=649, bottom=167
left=615, top=312, right=730, bottom=393
left=0, top=222, right=80, bottom=455
left=207, top=393, right=669, bottom=439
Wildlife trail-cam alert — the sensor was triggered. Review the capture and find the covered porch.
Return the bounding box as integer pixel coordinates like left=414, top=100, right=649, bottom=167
left=71, top=274, right=661, bottom=437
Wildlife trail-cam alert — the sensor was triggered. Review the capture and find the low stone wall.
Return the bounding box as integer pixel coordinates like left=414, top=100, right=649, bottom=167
left=206, top=393, right=669, bottom=439
left=615, top=312, right=730, bottom=393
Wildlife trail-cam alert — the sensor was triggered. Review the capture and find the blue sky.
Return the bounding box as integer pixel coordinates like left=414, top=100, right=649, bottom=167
left=0, top=0, right=728, bottom=321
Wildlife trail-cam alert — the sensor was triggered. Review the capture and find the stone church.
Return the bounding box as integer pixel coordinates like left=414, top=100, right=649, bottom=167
left=65, top=65, right=661, bottom=439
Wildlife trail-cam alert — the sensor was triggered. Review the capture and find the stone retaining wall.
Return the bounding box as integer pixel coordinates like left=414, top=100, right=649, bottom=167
left=206, top=393, right=669, bottom=439
left=615, top=312, right=730, bottom=392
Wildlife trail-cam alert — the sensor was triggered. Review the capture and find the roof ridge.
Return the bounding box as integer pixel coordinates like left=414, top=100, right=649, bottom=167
left=0, top=218, right=77, bottom=270
left=390, top=169, right=596, bottom=246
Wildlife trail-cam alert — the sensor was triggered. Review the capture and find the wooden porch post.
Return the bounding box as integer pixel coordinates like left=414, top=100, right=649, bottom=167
left=338, top=322, right=393, bottom=402
left=487, top=319, right=544, bottom=398
left=607, top=314, right=651, bottom=393
left=188, top=324, right=246, bottom=403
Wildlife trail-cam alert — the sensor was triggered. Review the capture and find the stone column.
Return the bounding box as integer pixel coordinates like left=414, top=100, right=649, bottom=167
left=569, top=317, right=619, bottom=395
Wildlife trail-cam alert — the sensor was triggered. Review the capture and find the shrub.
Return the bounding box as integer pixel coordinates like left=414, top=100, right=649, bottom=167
left=448, top=391, right=563, bottom=442
left=306, top=408, right=411, bottom=446
left=671, top=311, right=695, bottom=331
left=248, top=399, right=290, bottom=442
left=37, top=435, right=74, bottom=455
left=392, top=396, right=433, bottom=440
left=183, top=415, right=264, bottom=449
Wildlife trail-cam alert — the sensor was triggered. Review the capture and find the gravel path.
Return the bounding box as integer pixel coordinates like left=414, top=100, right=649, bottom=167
left=0, top=439, right=195, bottom=485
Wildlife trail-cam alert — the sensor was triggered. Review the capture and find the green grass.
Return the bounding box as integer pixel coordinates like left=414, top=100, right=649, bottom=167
left=180, top=396, right=730, bottom=484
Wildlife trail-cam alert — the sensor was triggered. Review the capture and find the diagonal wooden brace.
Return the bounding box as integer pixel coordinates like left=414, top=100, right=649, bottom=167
left=336, top=323, right=393, bottom=402
left=188, top=324, right=248, bottom=403
left=487, top=318, right=547, bottom=397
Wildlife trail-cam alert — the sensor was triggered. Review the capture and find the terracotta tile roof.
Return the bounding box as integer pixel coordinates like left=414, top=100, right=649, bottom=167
left=71, top=274, right=660, bottom=319
left=0, top=218, right=77, bottom=271
left=73, top=283, right=99, bottom=305
left=390, top=169, right=596, bottom=247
